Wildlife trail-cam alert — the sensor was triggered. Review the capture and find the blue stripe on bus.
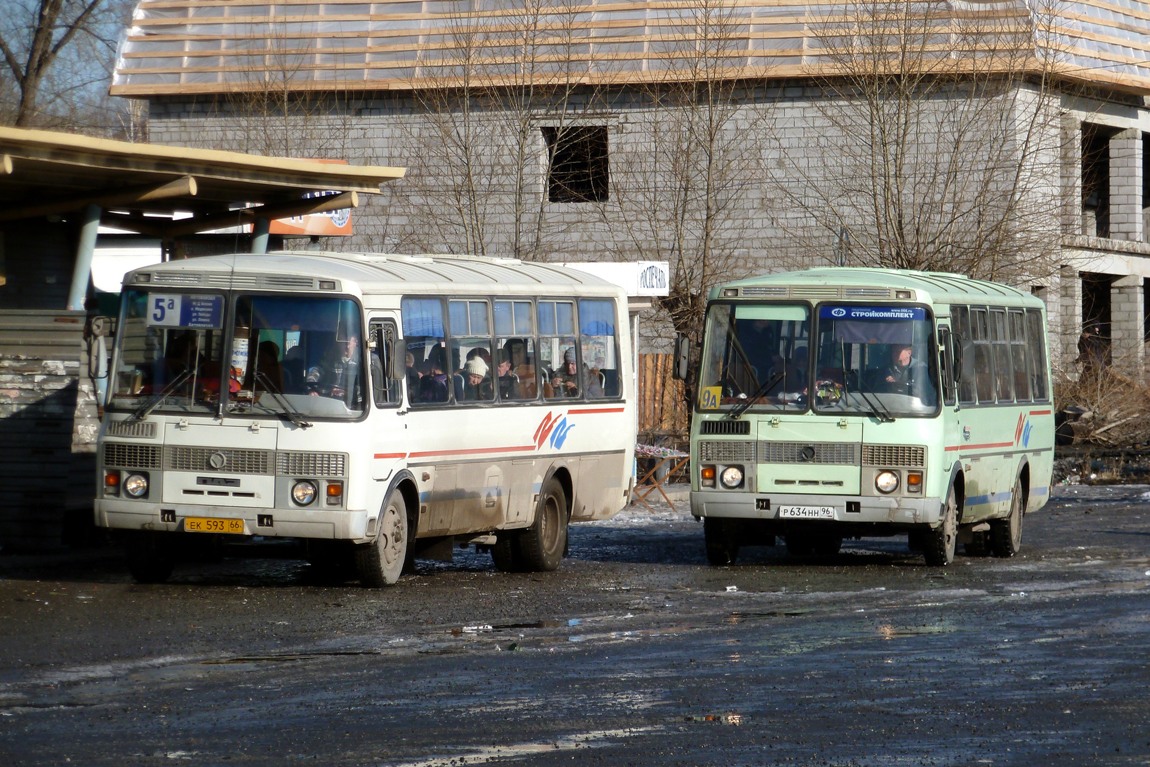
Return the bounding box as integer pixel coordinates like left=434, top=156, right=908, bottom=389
left=966, top=485, right=1049, bottom=506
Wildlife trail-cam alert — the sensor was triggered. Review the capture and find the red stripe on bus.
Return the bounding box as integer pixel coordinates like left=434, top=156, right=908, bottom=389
left=373, top=452, right=407, bottom=460
left=945, top=441, right=1015, bottom=452
left=568, top=407, right=626, bottom=414
left=409, top=444, right=538, bottom=459
left=1029, top=409, right=1052, bottom=416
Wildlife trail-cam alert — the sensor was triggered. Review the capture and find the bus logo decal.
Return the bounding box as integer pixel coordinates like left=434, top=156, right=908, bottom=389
left=1015, top=413, right=1033, bottom=448
left=534, top=411, right=575, bottom=450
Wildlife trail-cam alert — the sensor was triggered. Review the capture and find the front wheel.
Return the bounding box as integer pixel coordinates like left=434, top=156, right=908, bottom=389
left=990, top=477, right=1024, bottom=557
left=704, top=518, right=739, bottom=565
left=518, top=477, right=568, bottom=572
left=356, top=489, right=410, bottom=587
left=922, top=485, right=958, bottom=566
left=125, top=531, right=174, bottom=584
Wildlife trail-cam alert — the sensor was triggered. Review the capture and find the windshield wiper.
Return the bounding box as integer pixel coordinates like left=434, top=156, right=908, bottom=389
left=127, top=369, right=194, bottom=422
left=728, top=371, right=784, bottom=420
left=253, top=371, right=312, bottom=429
left=854, top=387, right=895, bottom=423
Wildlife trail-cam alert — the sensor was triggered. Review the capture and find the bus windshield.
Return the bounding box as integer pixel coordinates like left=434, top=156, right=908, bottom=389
left=108, top=290, right=366, bottom=420
left=697, top=301, right=939, bottom=417
left=697, top=302, right=811, bottom=411
left=811, top=304, right=938, bottom=417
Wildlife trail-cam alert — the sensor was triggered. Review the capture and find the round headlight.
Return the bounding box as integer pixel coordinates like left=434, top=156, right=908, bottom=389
left=720, top=466, right=744, bottom=489
left=123, top=473, right=149, bottom=498
left=291, top=480, right=318, bottom=506
left=875, top=470, right=900, bottom=494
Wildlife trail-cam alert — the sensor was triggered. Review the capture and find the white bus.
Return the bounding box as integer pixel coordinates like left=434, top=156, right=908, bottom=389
left=682, top=268, right=1054, bottom=566
left=95, top=252, right=635, bottom=585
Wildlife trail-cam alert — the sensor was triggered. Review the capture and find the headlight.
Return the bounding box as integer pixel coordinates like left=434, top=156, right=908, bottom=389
left=720, top=466, right=744, bottom=489
left=292, top=480, right=318, bottom=506
left=875, top=470, right=900, bottom=494
left=123, top=473, right=149, bottom=498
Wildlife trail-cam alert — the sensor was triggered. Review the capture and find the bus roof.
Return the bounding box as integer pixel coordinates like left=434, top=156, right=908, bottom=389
left=712, top=268, right=1042, bottom=307
left=121, top=251, right=624, bottom=298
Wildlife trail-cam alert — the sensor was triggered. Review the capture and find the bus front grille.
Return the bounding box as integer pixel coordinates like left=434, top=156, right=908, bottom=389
left=862, top=444, right=926, bottom=467
left=278, top=451, right=347, bottom=478
left=759, top=442, right=859, bottom=465
left=104, top=443, right=162, bottom=469
left=166, top=446, right=273, bottom=474
left=699, top=440, right=756, bottom=463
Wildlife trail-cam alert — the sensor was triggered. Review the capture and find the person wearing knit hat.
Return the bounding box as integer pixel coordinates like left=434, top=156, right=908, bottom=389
left=550, top=347, right=581, bottom=397
left=461, top=355, right=493, bottom=400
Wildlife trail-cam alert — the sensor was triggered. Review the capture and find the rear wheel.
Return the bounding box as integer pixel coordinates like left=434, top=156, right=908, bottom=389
left=704, top=518, right=739, bottom=565
left=125, top=531, right=174, bottom=584
left=519, top=477, right=567, bottom=572
left=923, top=484, right=958, bottom=566
left=490, top=533, right=524, bottom=572
left=990, top=477, right=1024, bottom=557
left=356, top=489, right=409, bottom=587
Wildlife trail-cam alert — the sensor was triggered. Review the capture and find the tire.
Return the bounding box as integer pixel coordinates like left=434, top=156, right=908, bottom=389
left=490, top=533, right=523, bottom=572
left=813, top=533, right=843, bottom=557
left=923, top=484, right=958, bottom=566
left=990, top=477, right=1024, bottom=558
left=125, top=531, right=174, bottom=584
left=518, top=477, right=568, bottom=572
left=785, top=533, right=815, bottom=557
left=356, top=489, right=410, bottom=587
left=704, top=518, right=739, bottom=566
left=964, top=530, right=991, bottom=557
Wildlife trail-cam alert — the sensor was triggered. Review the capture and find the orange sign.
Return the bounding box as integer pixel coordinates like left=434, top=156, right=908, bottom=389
left=268, top=200, right=353, bottom=236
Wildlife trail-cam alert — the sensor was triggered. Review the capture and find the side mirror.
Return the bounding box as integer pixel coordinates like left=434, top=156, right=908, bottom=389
left=672, top=333, right=690, bottom=381
left=389, top=338, right=407, bottom=379
left=951, top=333, right=963, bottom=383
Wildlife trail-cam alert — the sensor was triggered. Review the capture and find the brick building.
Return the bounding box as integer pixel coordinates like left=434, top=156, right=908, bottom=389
left=111, top=1, right=1150, bottom=372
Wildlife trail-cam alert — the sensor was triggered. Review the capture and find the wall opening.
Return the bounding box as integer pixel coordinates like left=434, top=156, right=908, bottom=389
left=543, top=126, right=609, bottom=203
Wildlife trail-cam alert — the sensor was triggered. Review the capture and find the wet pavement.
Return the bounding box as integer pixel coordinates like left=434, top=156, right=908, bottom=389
left=1, top=484, right=1149, bottom=765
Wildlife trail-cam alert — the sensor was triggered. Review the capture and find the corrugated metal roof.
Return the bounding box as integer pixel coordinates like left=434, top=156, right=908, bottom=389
left=111, top=1, right=1150, bottom=96
left=125, top=250, right=621, bottom=296
left=717, top=267, right=1039, bottom=305
left=0, top=126, right=405, bottom=229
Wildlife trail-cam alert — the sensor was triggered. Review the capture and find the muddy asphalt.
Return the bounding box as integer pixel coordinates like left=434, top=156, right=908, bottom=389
left=1, top=484, right=1149, bottom=766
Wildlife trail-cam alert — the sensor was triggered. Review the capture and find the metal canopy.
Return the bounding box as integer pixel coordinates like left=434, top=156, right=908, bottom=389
left=0, top=126, right=406, bottom=235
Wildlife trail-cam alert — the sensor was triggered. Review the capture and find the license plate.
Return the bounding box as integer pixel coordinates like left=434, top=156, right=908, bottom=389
left=184, top=517, right=246, bottom=534
left=778, top=505, right=836, bottom=520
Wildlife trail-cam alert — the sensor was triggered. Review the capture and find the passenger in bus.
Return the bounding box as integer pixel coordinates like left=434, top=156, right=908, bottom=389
left=307, top=335, right=362, bottom=406
left=877, top=344, right=919, bottom=390
left=874, top=343, right=935, bottom=404
left=253, top=340, right=284, bottom=392
left=418, top=347, right=450, bottom=403
left=459, top=357, right=493, bottom=401
left=405, top=351, right=421, bottom=394
left=496, top=351, right=521, bottom=399
left=549, top=348, right=582, bottom=397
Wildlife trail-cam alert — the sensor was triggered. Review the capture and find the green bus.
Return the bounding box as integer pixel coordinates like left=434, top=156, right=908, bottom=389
left=680, top=268, right=1054, bottom=566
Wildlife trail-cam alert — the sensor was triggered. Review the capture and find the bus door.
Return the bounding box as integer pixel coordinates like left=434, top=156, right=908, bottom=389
left=367, top=317, right=405, bottom=484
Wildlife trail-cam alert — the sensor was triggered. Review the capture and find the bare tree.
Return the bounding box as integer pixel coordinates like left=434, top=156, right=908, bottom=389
left=0, top=0, right=133, bottom=132
left=386, top=0, right=609, bottom=260
left=778, top=0, right=1065, bottom=282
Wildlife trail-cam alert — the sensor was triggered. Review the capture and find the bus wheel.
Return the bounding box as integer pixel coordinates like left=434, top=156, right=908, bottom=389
left=923, top=485, right=958, bottom=566
left=125, top=531, right=174, bottom=584
left=490, top=534, right=523, bottom=572
left=519, top=477, right=567, bottom=572
left=813, top=534, right=843, bottom=557
left=990, top=477, right=1024, bottom=558
left=356, top=489, right=408, bottom=587
left=704, top=518, right=739, bottom=565
left=785, top=533, right=815, bottom=557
